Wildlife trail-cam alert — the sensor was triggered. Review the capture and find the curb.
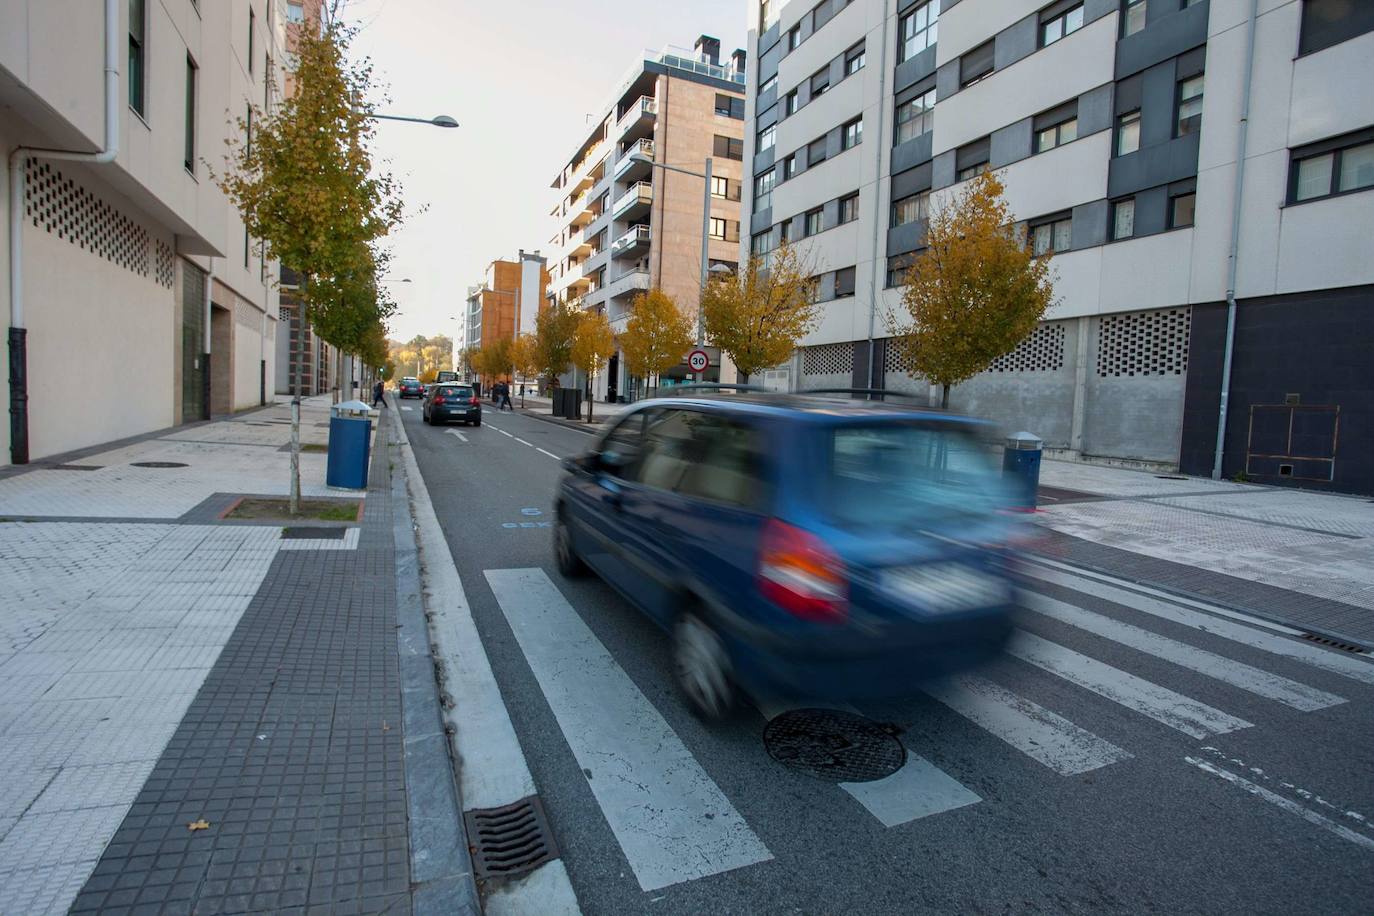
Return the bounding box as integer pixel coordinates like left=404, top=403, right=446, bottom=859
left=386, top=401, right=483, bottom=915
left=518, top=409, right=604, bottom=435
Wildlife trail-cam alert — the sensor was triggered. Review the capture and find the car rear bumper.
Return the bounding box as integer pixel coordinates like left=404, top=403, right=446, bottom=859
left=435, top=408, right=480, bottom=421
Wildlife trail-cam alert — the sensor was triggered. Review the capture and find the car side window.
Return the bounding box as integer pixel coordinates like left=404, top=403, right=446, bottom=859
left=634, top=409, right=697, bottom=492
left=598, top=410, right=648, bottom=479
left=676, top=415, right=769, bottom=511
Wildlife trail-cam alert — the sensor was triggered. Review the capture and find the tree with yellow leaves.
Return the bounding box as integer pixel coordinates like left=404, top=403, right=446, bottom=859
left=701, top=242, right=821, bottom=380
left=618, top=289, right=694, bottom=399
left=570, top=310, right=616, bottom=423
left=508, top=334, right=541, bottom=407
left=886, top=170, right=1055, bottom=409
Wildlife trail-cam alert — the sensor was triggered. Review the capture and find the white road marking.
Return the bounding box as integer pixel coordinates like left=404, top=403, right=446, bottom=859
left=514, top=437, right=534, bottom=447
left=1021, top=564, right=1374, bottom=686
left=754, top=697, right=980, bottom=826
left=924, top=674, right=1133, bottom=775
left=401, top=406, right=413, bottom=412
left=495, top=428, right=513, bottom=438
left=1184, top=756, right=1374, bottom=852
left=446, top=429, right=468, bottom=443
left=1008, top=631, right=1253, bottom=739
left=536, top=448, right=561, bottom=460
left=486, top=568, right=772, bottom=891
left=1023, top=592, right=1346, bottom=711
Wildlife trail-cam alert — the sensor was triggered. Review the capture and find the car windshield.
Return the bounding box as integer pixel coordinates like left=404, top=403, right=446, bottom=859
left=824, top=422, right=1012, bottom=529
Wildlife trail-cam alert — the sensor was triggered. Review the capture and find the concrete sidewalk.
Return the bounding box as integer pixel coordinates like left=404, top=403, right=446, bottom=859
left=1031, top=457, right=1374, bottom=643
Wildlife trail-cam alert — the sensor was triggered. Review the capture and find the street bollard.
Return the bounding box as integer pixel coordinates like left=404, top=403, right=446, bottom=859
left=1002, top=431, right=1043, bottom=511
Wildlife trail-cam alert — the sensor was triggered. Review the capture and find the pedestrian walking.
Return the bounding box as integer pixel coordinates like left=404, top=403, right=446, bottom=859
left=373, top=379, right=385, bottom=408
left=498, top=380, right=514, bottom=412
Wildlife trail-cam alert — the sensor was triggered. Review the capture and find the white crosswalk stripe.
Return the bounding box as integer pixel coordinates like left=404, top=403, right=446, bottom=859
left=1008, top=630, right=1254, bottom=739
left=485, top=568, right=773, bottom=892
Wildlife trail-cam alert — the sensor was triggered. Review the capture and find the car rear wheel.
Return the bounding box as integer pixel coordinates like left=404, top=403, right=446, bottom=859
left=674, top=613, right=733, bottom=720
left=554, top=515, right=588, bottom=578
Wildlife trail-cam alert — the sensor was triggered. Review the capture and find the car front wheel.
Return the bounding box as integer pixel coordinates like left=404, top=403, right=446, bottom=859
left=674, top=613, right=733, bottom=720
left=554, top=515, right=587, bottom=578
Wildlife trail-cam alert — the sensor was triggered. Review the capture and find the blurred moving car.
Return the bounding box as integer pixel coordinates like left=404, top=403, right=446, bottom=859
left=398, top=377, right=423, bottom=399
left=554, top=387, right=1022, bottom=718
left=423, top=383, right=482, bottom=427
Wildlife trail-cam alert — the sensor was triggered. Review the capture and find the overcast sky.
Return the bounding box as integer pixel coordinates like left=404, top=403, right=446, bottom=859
left=342, top=0, right=749, bottom=342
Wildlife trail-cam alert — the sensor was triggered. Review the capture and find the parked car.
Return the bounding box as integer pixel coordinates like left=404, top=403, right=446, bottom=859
left=423, top=383, right=482, bottom=426
left=398, top=377, right=423, bottom=399
left=553, top=388, right=1022, bottom=718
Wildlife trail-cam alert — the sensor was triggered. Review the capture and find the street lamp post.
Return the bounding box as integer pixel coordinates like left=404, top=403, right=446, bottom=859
left=370, top=113, right=459, bottom=128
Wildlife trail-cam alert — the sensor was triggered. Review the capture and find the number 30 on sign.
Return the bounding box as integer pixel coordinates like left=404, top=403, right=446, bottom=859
left=687, top=350, right=710, bottom=373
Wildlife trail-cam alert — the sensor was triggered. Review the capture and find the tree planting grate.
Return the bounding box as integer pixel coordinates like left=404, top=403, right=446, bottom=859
left=464, top=795, right=560, bottom=880
left=764, top=708, right=906, bottom=783
left=1300, top=633, right=1369, bottom=654
left=280, top=526, right=347, bottom=540
left=130, top=461, right=188, bottom=469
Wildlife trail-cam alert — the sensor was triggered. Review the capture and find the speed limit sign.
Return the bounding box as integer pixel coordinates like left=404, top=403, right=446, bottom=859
left=687, top=350, right=710, bottom=373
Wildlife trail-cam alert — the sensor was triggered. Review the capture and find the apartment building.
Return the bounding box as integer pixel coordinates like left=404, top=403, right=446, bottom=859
left=740, top=0, right=1374, bottom=495
left=546, top=36, right=747, bottom=401
left=462, top=250, right=551, bottom=355
left=2, top=0, right=284, bottom=464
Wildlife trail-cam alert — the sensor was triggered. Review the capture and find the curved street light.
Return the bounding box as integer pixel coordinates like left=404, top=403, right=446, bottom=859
left=370, top=113, right=459, bottom=128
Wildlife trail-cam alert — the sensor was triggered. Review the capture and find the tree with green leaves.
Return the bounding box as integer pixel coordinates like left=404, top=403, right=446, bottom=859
left=886, top=170, right=1056, bottom=409
left=618, top=288, right=693, bottom=398
left=701, top=242, right=821, bottom=380
left=571, top=310, right=616, bottom=423
left=534, top=302, right=580, bottom=389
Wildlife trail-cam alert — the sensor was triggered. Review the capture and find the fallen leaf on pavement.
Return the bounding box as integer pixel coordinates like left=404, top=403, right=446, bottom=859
left=188, top=820, right=210, bottom=831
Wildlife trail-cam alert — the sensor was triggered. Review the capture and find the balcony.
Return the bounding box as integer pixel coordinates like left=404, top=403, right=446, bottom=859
left=607, top=269, right=651, bottom=300
left=612, top=181, right=653, bottom=220
left=614, top=139, right=655, bottom=181
left=611, top=224, right=651, bottom=259
left=617, top=96, right=657, bottom=142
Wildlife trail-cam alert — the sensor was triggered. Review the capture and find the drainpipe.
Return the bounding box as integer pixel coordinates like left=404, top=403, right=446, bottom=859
left=863, top=0, right=893, bottom=398
left=1212, top=0, right=1259, bottom=479
left=203, top=260, right=214, bottom=420
left=8, top=0, right=120, bottom=463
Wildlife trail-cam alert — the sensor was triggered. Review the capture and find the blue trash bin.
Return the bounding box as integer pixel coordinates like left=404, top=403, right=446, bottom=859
left=1002, top=431, right=1042, bottom=510
left=326, top=400, right=373, bottom=489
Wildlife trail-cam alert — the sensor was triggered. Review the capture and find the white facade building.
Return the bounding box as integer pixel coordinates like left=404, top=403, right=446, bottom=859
left=2, top=0, right=284, bottom=465
left=740, top=0, right=1374, bottom=494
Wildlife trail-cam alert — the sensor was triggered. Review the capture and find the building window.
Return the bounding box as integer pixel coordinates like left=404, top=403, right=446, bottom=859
left=760, top=75, right=777, bottom=97
left=1123, top=0, right=1146, bottom=36
left=1111, top=198, right=1135, bottom=240
left=244, top=227, right=251, bottom=267
left=248, top=6, right=256, bottom=73
left=1299, top=0, right=1374, bottom=55
left=1291, top=133, right=1374, bottom=202
left=892, top=191, right=930, bottom=227
left=894, top=87, right=935, bottom=145
left=286, top=0, right=305, bottom=23
left=841, top=117, right=863, bottom=150
left=754, top=170, right=776, bottom=209
left=839, top=192, right=859, bottom=224
left=751, top=230, right=775, bottom=257
left=1035, top=107, right=1078, bottom=153
left=714, top=135, right=744, bottom=160
left=758, top=123, right=776, bottom=152
left=1042, top=3, right=1085, bottom=46
left=886, top=253, right=919, bottom=287
left=1176, top=75, right=1204, bottom=136
left=782, top=154, right=797, bottom=180
left=899, top=2, right=939, bottom=63
left=1030, top=214, right=1073, bottom=256
left=808, top=136, right=828, bottom=165
left=956, top=137, right=991, bottom=181
left=711, top=176, right=730, bottom=199
left=845, top=43, right=866, bottom=75
left=709, top=218, right=738, bottom=241
left=834, top=266, right=856, bottom=297
left=1169, top=192, right=1196, bottom=228
left=787, top=25, right=801, bottom=51
left=804, top=208, right=824, bottom=236
left=960, top=40, right=994, bottom=88
left=128, top=0, right=146, bottom=116
left=184, top=55, right=198, bottom=173
left=811, top=68, right=831, bottom=97
left=1117, top=110, right=1141, bottom=156
left=779, top=219, right=792, bottom=244
left=784, top=90, right=798, bottom=116
left=716, top=93, right=735, bottom=116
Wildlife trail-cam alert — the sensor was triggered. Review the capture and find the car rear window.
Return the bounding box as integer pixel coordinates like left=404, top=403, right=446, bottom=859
left=436, top=387, right=471, bottom=398
left=824, top=422, right=1010, bottom=529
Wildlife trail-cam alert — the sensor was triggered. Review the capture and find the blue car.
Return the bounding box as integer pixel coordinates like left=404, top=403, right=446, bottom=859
left=554, top=388, right=1023, bottom=718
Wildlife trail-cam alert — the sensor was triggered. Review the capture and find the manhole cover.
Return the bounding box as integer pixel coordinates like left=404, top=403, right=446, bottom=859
left=131, top=461, right=188, bottom=469
left=764, top=708, right=906, bottom=782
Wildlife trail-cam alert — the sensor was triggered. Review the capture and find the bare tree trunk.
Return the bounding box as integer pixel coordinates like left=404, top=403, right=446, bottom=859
left=585, top=374, right=593, bottom=424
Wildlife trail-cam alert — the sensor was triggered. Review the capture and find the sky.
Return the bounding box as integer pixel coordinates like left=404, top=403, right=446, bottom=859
left=341, top=0, right=750, bottom=343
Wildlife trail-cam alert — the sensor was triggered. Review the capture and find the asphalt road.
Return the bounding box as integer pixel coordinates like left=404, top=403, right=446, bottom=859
left=398, top=400, right=1374, bottom=915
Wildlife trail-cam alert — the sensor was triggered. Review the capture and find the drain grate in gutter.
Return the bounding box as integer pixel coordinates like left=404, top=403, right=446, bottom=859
left=280, top=527, right=347, bottom=540
left=131, top=461, right=189, bottom=469
left=1300, top=633, right=1369, bottom=655
left=49, top=464, right=102, bottom=471
left=464, top=796, right=560, bottom=879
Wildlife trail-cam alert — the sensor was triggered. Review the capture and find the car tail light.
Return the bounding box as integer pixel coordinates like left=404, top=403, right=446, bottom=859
left=433, top=396, right=445, bottom=406
left=469, top=397, right=480, bottom=406
left=757, top=519, right=848, bottom=622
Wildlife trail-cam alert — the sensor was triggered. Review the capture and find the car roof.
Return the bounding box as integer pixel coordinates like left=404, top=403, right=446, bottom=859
left=632, top=390, right=990, bottom=427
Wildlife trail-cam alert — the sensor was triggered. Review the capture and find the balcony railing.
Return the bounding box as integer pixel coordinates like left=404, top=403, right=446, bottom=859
left=612, top=181, right=653, bottom=218
left=613, top=139, right=655, bottom=180
left=611, top=224, right=651, bottom=257
left=607, top=269, right=651, bottom=299
left=617, top=96, right=657, bottom=133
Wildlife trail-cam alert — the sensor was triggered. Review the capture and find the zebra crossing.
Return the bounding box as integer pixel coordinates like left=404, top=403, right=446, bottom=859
left=482, top=560, right=1374, bottom=893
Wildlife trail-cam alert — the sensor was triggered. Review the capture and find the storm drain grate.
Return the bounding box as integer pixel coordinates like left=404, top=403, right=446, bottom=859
left=464, top=795, right=560, bottom=879
left=1155, top=475, right=1188, bottom=480
left=130, top=461, right=188, bottom=469
left=48, top=464, right=102, bottom=471
left=280, top=527, right=347, bottom=540
left=1300, top=633, right=1369, bottom=654
left=764, top=708, right=906, bottom=783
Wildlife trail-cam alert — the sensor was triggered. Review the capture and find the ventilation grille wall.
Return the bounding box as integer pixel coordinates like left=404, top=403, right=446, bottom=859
left=1097, top=308, right=1191, bottom=377
left=987, top=323, right=1065, bottom=373
left=801, top=342, right=854, bottom=377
